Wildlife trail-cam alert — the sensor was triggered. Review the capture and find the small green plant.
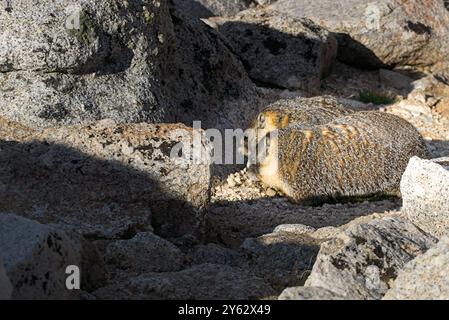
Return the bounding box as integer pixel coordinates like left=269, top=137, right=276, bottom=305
left=358, top=90, right=396, bottom=105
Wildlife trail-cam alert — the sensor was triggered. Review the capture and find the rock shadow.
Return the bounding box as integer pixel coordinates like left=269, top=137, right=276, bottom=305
left=170, top=0, right=215, bottom=19
left=0, top=139, right=201, bottom=242
left=333, top=32, right=389, bottom=70
left=206, top=197, right=402, bottom=248
left=72, top=34, right=135, bottom=76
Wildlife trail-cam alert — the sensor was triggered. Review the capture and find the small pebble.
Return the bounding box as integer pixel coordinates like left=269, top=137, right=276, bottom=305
left=227, top=177, right=236, bottom=187
left=266, top=188, right=277, bottom=197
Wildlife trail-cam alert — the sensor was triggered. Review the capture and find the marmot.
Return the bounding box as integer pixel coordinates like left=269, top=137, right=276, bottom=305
left=252, top=111, right=430, bottom=205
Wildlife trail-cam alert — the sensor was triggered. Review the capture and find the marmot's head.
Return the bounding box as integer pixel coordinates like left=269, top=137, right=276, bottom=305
left=253, top=110, right=290, bottom=133
left=242, top=109, right=288, bottom=157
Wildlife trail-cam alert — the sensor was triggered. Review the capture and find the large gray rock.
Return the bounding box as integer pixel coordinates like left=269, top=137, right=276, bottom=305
left=0, top=0, right=172, bottom=128
left=209, top=8, right=337, bottom=93
left=0, top=119, right=212, bottom=239
left=384, top=237, right=449, bottom=300
left=0, top=258, right=12, bottom=300
left=105, top=232, right=185, bottom=278
left=269, top=0, right=449, bottom=72
left=0, top=214, right=80, bottom=300
left=401, top=157, right=449, bottom=238
left=93, top=264, right=275, bottom=299
left=241, top=231, right=321, bottom=291
left=0, top=0, right=258, bottom=130
left=305, top=217, right=437, bottom=300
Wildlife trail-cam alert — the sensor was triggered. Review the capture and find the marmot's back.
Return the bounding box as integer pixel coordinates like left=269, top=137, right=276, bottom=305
left=257, top=111, right=430, bottom=204
left=252, top=96, right=354, bottom=134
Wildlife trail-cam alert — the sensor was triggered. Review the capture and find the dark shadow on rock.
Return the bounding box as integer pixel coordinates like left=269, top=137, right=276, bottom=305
left=73, top=34, right=135, bottom=76
left=334, top=32, right=389, bottom=70
left=0, top=140, right=201, bottom=242
left=206, top=197, right=402, bottom=248
left=170, top=0, right=215, bottom=19
left=161, top=4, right=260, bottom=132
left=0, top=138, right=279, bottom=299
left=0, top=137, right=213, bottom=296
left=334, top=32, right=428, bottom=83
left=170, top=0, right=255, bottom=20
left=243, top=236, right=321, bottom=292
left=64, top=9, right=136, bottom=76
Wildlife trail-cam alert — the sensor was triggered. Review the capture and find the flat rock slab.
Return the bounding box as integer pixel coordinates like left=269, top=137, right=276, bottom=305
left=401, top=157, right=449, bottom=238
left=0, top=117, right=34, bottom=141
left=0, top=119, right=212, bottom=239
left=0, top=214, right=80, bottom=300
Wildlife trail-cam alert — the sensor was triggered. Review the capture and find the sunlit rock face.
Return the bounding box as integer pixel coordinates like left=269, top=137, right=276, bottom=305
left=269, top=0, right=449, bottom=72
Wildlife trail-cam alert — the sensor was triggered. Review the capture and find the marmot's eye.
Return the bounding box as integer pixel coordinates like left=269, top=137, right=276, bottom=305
left=258, top=113, right=265, bottom=124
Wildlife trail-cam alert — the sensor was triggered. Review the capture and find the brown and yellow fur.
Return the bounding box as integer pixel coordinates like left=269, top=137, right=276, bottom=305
left=250, top=96, right=354, bottom=138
